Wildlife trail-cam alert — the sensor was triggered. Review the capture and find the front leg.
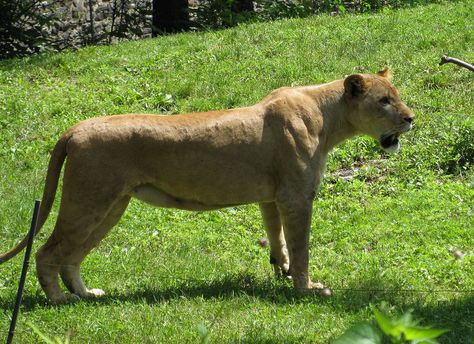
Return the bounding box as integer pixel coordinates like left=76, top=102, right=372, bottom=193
left=276, top=194, right=323, bottom=293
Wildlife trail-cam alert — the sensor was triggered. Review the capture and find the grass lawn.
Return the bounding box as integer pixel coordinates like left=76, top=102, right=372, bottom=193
left=1, top=1, right=473, bottom=343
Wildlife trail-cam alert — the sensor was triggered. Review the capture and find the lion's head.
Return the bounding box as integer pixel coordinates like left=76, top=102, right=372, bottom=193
left=344, top=68, right=414, bottom=153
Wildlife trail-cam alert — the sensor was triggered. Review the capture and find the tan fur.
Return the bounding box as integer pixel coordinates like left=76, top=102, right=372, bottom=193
left=0, top=70, right=414, bottom=303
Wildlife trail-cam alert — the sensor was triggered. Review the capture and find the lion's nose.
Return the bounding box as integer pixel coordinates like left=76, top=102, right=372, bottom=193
left=404, top=116, right=414, bottom=124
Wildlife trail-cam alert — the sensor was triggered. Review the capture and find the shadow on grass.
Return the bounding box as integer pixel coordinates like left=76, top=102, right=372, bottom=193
left=0, top=274, right=293, bottom=311
left=1, top=274, right=472, bottom=343
left=96, top=274, right=301, bottom=305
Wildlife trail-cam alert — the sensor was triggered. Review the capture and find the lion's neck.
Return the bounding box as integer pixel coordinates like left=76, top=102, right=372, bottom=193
left=304, top=81, right=357, bottom=153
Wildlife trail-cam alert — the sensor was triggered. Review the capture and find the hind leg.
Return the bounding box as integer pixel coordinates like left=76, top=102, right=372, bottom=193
left=36, top=191, right=129, bottom=303
left=59, top=196, right=130, bottom=299
left=36, top=217, right=101, bottom=303
left=259, top=202, right=290, bottom=277
left=36, top=240, right=75, bottom=303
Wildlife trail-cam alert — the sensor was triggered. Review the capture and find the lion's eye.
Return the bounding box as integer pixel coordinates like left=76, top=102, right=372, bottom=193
left=380, top=96, right=391, bottom=105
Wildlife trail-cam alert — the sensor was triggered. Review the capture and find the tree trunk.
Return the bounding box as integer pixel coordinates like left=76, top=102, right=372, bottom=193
left=88, top=0, right=95, bottom=43
left=232, top=0, right=254, bottom=12
left=152, top=0, right=189, bottom=35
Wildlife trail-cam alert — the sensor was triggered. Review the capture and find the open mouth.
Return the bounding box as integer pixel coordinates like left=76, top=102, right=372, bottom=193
left=380, top=133, right=400, bottom=153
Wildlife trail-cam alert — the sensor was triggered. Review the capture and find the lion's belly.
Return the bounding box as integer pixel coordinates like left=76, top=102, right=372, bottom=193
left=136, top=153, right=276, bottom=207
left=131, top=183, right=265, bottom=211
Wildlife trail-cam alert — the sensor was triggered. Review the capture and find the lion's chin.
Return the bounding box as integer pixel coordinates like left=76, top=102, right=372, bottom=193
left=380, top=133, right=400, bottom=153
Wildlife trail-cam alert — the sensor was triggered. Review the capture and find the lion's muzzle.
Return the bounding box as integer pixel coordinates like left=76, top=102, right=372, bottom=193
left=380, top=116, right=414, bottom=153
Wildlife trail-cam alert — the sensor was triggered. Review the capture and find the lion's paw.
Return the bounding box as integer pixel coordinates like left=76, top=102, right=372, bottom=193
left=86, top=288, right=106, bottom=298
left=49, top=293, right=81, bottom=305
left=309, top=281, right=324, bottom=290
left=296, top=281, right=330, bottom=296
left=307, top=282, right=332, bottom=298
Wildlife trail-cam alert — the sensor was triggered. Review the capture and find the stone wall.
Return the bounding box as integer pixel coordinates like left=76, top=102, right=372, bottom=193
left=43, top=0, right=153, bottom=50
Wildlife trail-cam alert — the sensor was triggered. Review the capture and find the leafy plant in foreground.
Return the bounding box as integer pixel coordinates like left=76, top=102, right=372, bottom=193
left=333, top=307, right=448, bottom=344
left=27, top=322, right=71, bottom=344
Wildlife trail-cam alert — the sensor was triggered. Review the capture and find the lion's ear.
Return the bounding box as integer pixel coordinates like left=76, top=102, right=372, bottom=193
left=377, top=67, right=392, bottom=79
left=344, top=74, right=368, bottom=98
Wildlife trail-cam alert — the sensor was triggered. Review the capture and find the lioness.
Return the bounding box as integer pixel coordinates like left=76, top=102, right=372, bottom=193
left=0, top=68, right=414, bottom=303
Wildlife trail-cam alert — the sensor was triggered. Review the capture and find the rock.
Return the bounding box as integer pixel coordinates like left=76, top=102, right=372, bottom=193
left=452, top=249, right=465, bottom=260
left=320, top=287, right=332, bottom=298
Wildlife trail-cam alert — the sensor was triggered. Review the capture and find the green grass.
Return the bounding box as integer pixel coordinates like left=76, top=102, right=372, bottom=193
left=1, top=1, right=473, bottom=343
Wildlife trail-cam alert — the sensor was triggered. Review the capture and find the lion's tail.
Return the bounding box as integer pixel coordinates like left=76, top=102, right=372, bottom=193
left=0, top=132, right=70, bottom=264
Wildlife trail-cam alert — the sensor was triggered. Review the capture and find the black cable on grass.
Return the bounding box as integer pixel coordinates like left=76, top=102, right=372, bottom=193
left=7, top=200, right=41, bottom=344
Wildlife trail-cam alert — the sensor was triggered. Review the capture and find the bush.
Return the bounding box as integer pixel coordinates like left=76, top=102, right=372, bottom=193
left=0, top=0, right=152, bottom=59
left=438, top=122, right=474, bottom=175
left=192, top=0, right=256, bottom=29
left=398, top=116, right=474, bottom=181
left=108, top=0, right=151, bottom=42
left=192, top=0, right=446, bottom=29
left=0, top=0, right=59, bottom=59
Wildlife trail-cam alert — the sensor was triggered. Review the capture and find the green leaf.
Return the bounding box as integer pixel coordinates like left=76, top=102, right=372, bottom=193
left=27, top=322, right=59, bottom=344
left=373, top=309, right=448, bottom=341
left=338, top=5, right=347, bottom=14
left=411, top=339, right=440, bottom=344
left=404, top=327, right=449, bottom=340
left=197, top=323, right=209, bottom=344
left=398, top=310, right=417, bottom=327
left=332, top=321, right=383, bottom=344
left=374, top=308, right=400, bottom=337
